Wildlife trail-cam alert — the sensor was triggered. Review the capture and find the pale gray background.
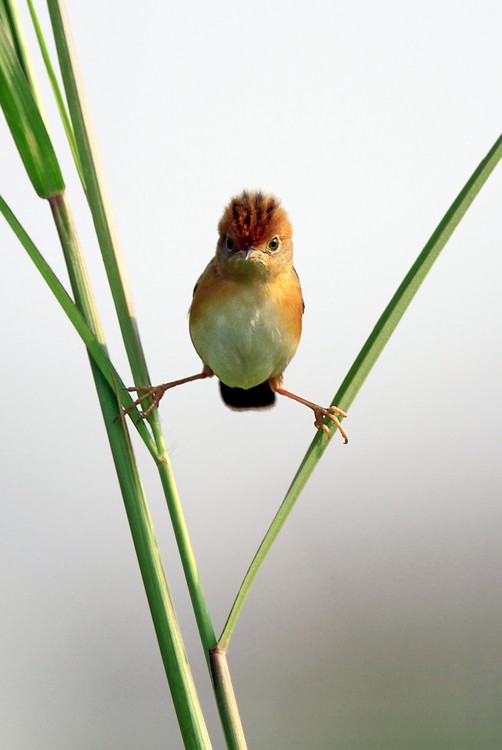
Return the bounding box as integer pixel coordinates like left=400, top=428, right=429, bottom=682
left=1, top=1, right=501, bottom=748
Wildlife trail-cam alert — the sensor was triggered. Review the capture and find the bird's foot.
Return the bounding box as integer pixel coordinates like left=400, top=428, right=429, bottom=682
left=123, top=383, right=171, bottom=421
left=269, top=379, right=349, bottom=443
left=120, top=368, right=213, bottom=422
left=312, top=404, right=348, bottom=443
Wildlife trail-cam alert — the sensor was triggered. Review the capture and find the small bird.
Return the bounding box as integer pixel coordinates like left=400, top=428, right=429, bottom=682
left=126, top=191, right=348, bottom=441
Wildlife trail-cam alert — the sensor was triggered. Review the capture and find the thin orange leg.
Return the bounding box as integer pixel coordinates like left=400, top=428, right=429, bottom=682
left=269, top=376, right=348, bottom=443
left=123, top=366, right=213, bottom=421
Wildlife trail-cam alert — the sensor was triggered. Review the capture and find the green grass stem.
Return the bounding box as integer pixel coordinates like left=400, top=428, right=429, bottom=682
left=218, top=131, right=502, bottom=650
left=46, top=2, right=245, bottom=743
left=6, top=1, right=497, bottom=745
left=210, top=649, right=248, bottom=749
left=45, top=0, right=217, bottom=654
left=2, top=10, right=213, bottom=737
left=0, top=195, right=157, bottom=457
left=46, top=0, right=151, bottom=384
left=49, top=191, right=212, bottom=749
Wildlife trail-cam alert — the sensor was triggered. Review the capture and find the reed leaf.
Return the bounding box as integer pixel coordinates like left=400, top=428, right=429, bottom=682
left=0, top=20, right=63, bottom=196
left=219, top=131, right=502, bottom=650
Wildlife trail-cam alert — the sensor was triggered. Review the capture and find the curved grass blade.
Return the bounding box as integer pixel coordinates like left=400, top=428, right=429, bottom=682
left=219, top=132, right=502, bottom=650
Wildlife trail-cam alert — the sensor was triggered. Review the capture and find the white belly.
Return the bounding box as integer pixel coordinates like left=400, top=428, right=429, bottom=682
left=190, top=295, right=296, bottom=389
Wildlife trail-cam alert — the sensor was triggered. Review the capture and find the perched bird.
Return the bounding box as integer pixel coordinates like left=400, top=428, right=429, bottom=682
left=126, top=191, right=348, bottom=441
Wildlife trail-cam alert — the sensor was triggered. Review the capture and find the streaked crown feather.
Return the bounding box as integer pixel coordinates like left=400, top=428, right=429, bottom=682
left=218, top=191, right=292, bottom=248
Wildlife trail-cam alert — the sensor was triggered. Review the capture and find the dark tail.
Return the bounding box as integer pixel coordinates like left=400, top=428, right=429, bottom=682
left=219, top=381, right=276, bottom=409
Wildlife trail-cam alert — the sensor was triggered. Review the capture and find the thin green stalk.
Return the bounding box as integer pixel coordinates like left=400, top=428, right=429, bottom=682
left=0, top=195, right=157, bottom=457
left=2, top=8, right=213, bottom=739
left=46, top=2, right=245, bottom=744
left=1, top=196, right=245, bottom=750
left=91, top=361, right=212, bottom=750
left=46, top=0, right=217, bottom=655
left=210, top=649, right=247, bottom=749
left=46, top=0, right=152, bottom=384
left=219, top=132, right=502, bottom=651
left=49, top=191, right=212, bottom=749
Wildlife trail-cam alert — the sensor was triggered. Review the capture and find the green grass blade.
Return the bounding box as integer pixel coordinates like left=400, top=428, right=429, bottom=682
left=47, top=4, right=249, bottom=741
left=329, top=132, right=502, bottom=417
left=44, top=3, right=246, bottom=742
left=46, top=0, right=216, bottom=637
left=0, top=20, right=64, bottom=197
left=49, top=191, right=212, bottom=749
left=219, top=132, right=502, bottom=650
left=46, top=0, right=219, bottom=661
left=0, top=0, right=39, bottom=96
left=91, top=361, right=213, bottom=750
left=43, top=1, right=226, bottom=738
left=0, top=194, right=157, bottom=457
left=26, top=0, right=84, bottom=185
left=46, top=0, right=150, bottom=384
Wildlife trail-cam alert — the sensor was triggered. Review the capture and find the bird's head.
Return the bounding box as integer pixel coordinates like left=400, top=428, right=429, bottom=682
left=216, top=191, right=293, bottom=278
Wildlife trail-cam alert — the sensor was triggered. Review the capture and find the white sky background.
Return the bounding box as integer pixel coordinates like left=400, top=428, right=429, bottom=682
left=1, top=1, right=501, bottom=748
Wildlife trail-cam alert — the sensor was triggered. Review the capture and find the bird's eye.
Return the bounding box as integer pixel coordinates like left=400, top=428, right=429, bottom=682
left=268, top=236, right=280, bottom=251
left=226, top=236, right=235, bottom=251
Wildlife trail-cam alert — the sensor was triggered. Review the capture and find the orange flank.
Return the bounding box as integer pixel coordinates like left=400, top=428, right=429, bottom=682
left=124, top=191, right=348, bottom=442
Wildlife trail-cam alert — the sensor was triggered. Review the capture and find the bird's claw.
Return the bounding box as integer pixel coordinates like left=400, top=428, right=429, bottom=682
left=313, top=405, right=349, bottom=443
left=122, top=384, right=168, bottom=422
left=119, top=370, right=212, bottom=423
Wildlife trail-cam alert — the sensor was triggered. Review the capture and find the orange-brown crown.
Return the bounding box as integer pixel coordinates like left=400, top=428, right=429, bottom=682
left=218, top=191, right=292, bottom=248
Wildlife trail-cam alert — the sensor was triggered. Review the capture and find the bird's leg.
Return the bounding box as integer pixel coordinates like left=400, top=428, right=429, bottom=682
left=269, top=376, right=348, bottom=443
left=123, top=366, right=213, bottom=421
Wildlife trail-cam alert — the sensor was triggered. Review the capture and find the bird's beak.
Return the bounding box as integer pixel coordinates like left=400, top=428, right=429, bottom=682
left=240, top=246, right=257, bottom=260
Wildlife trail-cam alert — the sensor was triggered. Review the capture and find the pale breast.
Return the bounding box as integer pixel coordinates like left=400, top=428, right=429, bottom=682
left=190, top=285, right=300, bottom=389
